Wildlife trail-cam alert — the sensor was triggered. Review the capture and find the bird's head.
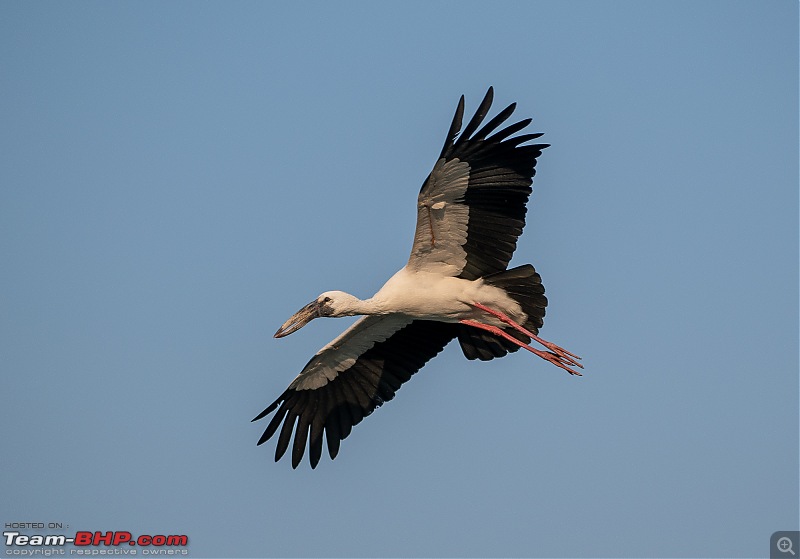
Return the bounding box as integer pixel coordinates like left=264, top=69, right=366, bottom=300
left=274, top=291, right=361, bottom=338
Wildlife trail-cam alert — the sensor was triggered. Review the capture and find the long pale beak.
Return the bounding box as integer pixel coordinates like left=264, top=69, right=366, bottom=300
left=274, top=300, right=322, bottom=338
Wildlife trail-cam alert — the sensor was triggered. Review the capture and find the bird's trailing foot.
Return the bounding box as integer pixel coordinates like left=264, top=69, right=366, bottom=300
left=467, top=301, right=583, bottom=373
left=459, top=319, right=582, bottom=376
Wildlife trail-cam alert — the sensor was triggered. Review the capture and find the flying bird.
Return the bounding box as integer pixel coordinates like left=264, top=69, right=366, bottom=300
left=254, top=87, right=582, bottom=468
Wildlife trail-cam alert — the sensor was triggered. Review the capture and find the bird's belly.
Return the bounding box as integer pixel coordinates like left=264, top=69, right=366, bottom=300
left=396, top=297, right=472, bottom=321
left=375, top=272, right=522, bottom=325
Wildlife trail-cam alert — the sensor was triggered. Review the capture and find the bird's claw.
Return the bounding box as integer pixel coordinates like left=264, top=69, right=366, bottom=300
left=541, top=340, right=582, bottom=362
left=541, top=350, right=582, bottom=376
left=541, top=341, right=583, bottom=369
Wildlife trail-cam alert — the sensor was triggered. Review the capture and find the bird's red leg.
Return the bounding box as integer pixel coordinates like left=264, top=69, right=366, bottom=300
left=469, top=301, right=583, bottom=368
left=459, top=319, right=582, bottom=376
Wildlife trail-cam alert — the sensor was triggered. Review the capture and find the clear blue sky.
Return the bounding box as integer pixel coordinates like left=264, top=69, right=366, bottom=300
left=2, top=2, right=797, bottom=558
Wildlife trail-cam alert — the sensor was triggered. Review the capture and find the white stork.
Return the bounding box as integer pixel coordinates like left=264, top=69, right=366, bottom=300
left=254, top=87, right=582, bottom=468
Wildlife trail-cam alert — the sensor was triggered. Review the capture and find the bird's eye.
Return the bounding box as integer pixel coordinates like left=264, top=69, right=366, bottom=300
left=322, top=296, right=332, bottom=304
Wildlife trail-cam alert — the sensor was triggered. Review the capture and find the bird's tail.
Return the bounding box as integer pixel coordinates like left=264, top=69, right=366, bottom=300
left=482, top=264, right=547, bottom=333
left=456, top=264, right=548, bottom=361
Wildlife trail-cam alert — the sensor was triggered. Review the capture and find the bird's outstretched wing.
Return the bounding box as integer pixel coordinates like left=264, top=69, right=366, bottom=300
left=408, top=87, right=548, bottom=280
left=253, top=317, right=457, bottom=468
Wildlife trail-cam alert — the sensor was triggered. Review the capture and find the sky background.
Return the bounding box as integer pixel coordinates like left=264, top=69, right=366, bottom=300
left=1, top=2, right=797, bottom=558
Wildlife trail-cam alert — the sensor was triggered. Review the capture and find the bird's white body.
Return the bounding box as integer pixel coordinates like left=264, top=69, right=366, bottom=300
left=326, top=267, right=526, bottom=326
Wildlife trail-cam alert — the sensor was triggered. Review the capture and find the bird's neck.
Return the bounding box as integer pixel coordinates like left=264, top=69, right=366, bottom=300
left=347, top=296, right=389, bottom=317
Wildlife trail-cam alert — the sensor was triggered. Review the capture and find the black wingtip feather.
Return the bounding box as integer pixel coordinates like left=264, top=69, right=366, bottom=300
left=440, top=95, right=465, bottom=158
left=252, top=398, right=280, bottom=422
left=325, top=411, right=342, bottom=460
left=458, top=87, right=494, bottom=142
left=275, top=407, right=300, bottom=462
left=486, top=118, right=532, bottom=144
left=258, top=400, right=289, bottom=445
left=308, top=394, right=327, bottom=468
left=291, top=411, right=312, bottom=469
left=474, top=102, right=516, bottom=141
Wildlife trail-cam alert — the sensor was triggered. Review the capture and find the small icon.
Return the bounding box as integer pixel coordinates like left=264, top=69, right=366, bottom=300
left=778, top=537, right=796, bottom=556
left=773, top=533, right=800, bottom=559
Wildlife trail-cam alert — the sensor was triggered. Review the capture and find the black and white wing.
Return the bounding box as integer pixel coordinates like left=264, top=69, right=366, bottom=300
left=408, top=86, right=548, bottom=280
left=253, top=317, right=457, bottom=468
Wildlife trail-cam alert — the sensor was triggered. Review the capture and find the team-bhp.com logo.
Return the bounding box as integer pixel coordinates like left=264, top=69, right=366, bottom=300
left=4, top=530, right=189, bottom=555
